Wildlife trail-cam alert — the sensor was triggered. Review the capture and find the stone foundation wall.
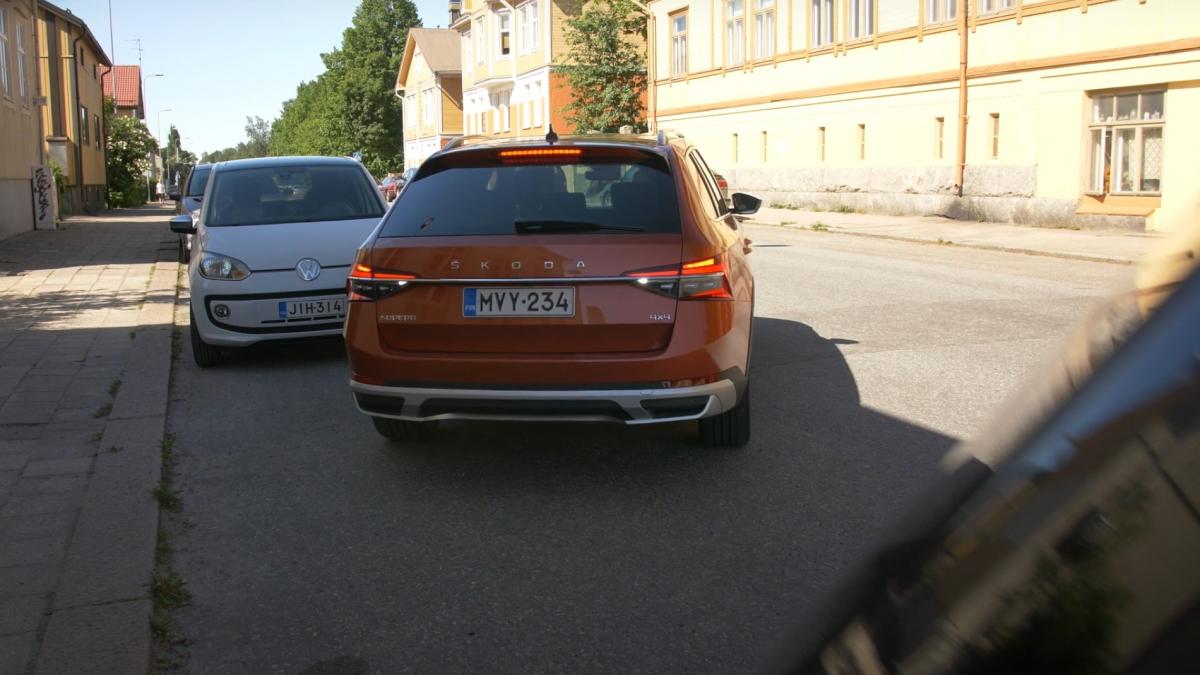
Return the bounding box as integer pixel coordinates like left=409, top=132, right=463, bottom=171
left=721, top=165, right=1145, bottom=231
left=0, top=179, right=34, bottom=241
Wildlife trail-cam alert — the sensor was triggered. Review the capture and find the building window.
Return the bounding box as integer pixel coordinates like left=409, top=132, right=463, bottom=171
left=80, top=105, right=90, bottom=144
left=857, top=124, right=866, bottom=160
left=0, top=7, right=10, bottom=98
left=475, top=18, right=485, bottom=62
left=520, top=1, right=539, bottom=52
left=94, top=114, right=101, bottom=148
left=423, top=87, right=436, bottom=126
left=989, top=113, right=1000, bottom=159
left=533, top=80, right=543, bottom=127
left=979, top=0, right=1015, bottom=15
left=502, top=90, right=511, bottom=131
left=817, top=126, right=825, bottom=161
left=17, top=21, right=28, bottom=103
left=464, top=31, right=472, bottom=73
left=732, top=132, right=739, bottom=163
left=670, top=12, right=688, bottom=76
left=926, top=0, right=957, bottom=24
left=760, top=130, right=768, bottom=162
left=1088, top=91, right=1164, bottom=195
left=754, top=0, right=774, bottom=59
left=849, top=0, right=874, bottom=39
left=811, top=0, right=834, bottom=47
left=726, top=0, right=744, bottom=67
left=935, top=117, right=944, bottom=159
left=498, top=11, right=512, bottom=58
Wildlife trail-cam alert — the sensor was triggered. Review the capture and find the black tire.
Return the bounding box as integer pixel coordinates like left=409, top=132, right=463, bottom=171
left=699, top=387, right=751, bottom=447
left=371, top=416, right=439, bottom=443
left=189, top=311, right=223, bottom=367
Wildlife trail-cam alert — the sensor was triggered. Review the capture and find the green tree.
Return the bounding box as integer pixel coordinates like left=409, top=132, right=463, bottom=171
left=555, top=0, right=648, bottom=133
left=270, top=0, right=420, bottom=174
left=104, top=97, right=157, bottom=207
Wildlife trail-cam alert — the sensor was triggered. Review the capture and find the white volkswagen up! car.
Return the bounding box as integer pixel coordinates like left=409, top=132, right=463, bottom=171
left=171, top=156, right=386, bottom=366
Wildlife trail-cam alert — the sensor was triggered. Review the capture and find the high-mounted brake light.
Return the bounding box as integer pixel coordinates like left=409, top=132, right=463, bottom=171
left=498, top=147, right=584, bottom=165
left=347, top=261, right=416, bottom=302
left=623, top=253, right=734, bottom=300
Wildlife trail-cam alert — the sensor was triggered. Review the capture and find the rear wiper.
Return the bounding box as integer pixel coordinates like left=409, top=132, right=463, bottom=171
left=514, top=219, right=644, bottom=233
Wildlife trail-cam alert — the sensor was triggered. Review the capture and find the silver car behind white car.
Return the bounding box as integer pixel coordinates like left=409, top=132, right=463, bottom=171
left=170, top=156, right=386, bottom=366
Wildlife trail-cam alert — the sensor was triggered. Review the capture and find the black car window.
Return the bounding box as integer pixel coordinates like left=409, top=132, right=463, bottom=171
left=379, top=152, right=681, bottom=237
left=186, top=166, right=212, bottom=197
left=685, top=152, right=721, bottom=220
left=207, top=165, right=384, bottom=227
left=691, top=150, right=729, bottom=215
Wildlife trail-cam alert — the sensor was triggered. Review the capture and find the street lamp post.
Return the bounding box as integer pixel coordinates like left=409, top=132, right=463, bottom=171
left=156, top=108, right=173, bottom=202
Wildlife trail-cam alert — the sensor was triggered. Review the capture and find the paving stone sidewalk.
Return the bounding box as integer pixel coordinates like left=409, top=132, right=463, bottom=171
left=0, top=205, right=179, bottom=675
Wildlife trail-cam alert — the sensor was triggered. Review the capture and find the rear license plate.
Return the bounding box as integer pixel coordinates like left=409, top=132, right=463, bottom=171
left=278, top=298, right=345, bottom=319
left=463, top=287, right=575, bottom=318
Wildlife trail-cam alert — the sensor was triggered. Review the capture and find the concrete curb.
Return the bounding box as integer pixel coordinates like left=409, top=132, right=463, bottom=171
left=34, top=257, right=180, bottom=675
left=748, top=220, right=1138, bottom=266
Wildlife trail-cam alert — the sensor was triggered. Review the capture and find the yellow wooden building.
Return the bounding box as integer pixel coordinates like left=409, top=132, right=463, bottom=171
left=648, top=0, right=1199, bottom=231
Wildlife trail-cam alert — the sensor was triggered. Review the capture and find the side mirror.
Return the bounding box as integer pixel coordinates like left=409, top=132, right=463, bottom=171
left=167, top=186, right=182, bottom=201
left=169, top=215, right=197, bottom=235
left=730, top=192, right=762, bottom=216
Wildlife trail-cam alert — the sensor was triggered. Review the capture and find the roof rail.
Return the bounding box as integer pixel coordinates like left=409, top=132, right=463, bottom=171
left=441, top=136, right=470, bottom=152
left=656, top=128, right=685, bottom=146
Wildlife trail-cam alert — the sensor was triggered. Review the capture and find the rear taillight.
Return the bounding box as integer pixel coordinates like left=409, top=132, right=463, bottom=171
left=347, top=258, right=416, bottom=302
left=716, top=178, right=729, bottom=190
left=623, top=253, right=734, bottom=300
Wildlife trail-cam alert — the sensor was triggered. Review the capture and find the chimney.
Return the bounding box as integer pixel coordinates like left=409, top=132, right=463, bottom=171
left=449, top=0, right=462, bottom=25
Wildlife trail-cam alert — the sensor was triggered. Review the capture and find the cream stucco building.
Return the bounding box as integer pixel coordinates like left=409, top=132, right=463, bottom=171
left=397, top=28, right=465, bottom=170
left=648, top=0, right=1199, bottom=231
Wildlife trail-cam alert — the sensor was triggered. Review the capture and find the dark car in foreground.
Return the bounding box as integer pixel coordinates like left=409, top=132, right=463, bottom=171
left=344, top=131, right=761, bottom=446
left=782, top=228, right=1200, bottom=674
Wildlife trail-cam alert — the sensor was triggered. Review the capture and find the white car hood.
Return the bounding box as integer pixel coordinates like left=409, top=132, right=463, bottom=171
left=199, top=218, right=380, bottom=271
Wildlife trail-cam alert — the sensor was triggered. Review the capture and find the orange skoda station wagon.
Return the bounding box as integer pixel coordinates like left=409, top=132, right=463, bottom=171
left=344, top=131, right=760, bottom=446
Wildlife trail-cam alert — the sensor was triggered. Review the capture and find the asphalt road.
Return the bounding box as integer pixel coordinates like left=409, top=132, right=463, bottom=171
left=165, top=226, right=1131, bottom=674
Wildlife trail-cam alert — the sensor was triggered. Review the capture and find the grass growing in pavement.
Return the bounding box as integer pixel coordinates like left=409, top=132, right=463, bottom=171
left=93, top=402, right=112, bottom=418
left=108, top=379, right=122, bottom=397
left=811, top=222, right=830, bottom=232
left=151, top=432, right=190, bottom=668
left=89, top=430, right=103, bottom=443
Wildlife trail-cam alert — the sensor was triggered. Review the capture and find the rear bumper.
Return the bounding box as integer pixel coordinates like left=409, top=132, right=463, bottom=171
left=349, top=379, right=738, bottom=425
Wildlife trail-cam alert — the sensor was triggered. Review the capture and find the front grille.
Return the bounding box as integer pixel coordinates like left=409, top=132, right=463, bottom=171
left=419, top=398, right=631, bottom=420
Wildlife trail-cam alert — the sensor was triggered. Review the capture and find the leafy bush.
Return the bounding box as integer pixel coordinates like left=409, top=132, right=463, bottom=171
left=104, top=97, right=156, bottom=207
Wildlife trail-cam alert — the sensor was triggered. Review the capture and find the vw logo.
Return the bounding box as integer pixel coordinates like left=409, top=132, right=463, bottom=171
left=296, top=258, right=321, bottom=281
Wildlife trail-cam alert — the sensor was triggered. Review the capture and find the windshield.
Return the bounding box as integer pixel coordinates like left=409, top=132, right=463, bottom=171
left=379, top=156, right=681, bottom=237
left=185, top=166, right=211, bottom=197
left=206, top=164, right=384, bottom=227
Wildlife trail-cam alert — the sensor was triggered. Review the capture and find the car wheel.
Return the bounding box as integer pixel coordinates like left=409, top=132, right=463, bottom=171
left=699, top=386, right=751, bottom=447
left=371, top=416, right=438, bottom=442
left=189, top=311, right=223, bottom=367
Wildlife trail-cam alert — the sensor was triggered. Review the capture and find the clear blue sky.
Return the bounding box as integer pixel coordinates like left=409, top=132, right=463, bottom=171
left=65, top=0, right=449, bottom=156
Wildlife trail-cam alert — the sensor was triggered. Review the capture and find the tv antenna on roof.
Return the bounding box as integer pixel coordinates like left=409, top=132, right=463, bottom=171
left=545, top=124, right=558, bottom=145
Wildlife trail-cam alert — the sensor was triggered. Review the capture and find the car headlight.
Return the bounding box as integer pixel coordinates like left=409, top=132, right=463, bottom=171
left=198, top=252, right=252, bottom=280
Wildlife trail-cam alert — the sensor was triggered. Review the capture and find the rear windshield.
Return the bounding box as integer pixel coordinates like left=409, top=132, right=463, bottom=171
left=186, top=166, right=211, bottom=197
left=207, top=164, right=384, bottom=227
left=379, top=153, right=681, bottom=237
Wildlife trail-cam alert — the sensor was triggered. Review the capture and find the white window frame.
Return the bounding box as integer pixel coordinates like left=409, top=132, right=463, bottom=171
left=979, top=0, right=1015, bottom=16
left=926, top=0, right=957, bottom=24
left=422, top=87, right=436, bottom=127
left=16, top=20, right=28, bottom=103
left=0, top=8, right=10, bottom=98
left=520, top=1, right=540, bottom=53
left=406, top=95, right=416, bottom=129
left=670, top=11, right=687, bottom=77
left=475, top=18, right=486, bottom=63
left=848, top=0, right=873, bottom=40
left=464, top=31, right=472, bottom=74
left=726, top=0, right=744, bottom=67
left=1086, top=90, right=1165, bottom=196
left=80, top=105, right=89, bottom=144
left=533, top=80, right=543, bottom=127
left=497, top=11, right=512, bottom=59
left=811, top=0, right=834, bottom=47
left=753, top=0, right=774, bottom=60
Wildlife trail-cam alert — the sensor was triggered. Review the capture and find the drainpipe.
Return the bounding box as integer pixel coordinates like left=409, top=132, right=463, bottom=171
left=498, top=0, right=519, bottom=139
left=31, top=0, right=46, bottom=167
left=71, top=35, right=84, bottom=210
left=954, top=0, right=968, bottom=197
left=628, top=0, right=654, bottom=132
